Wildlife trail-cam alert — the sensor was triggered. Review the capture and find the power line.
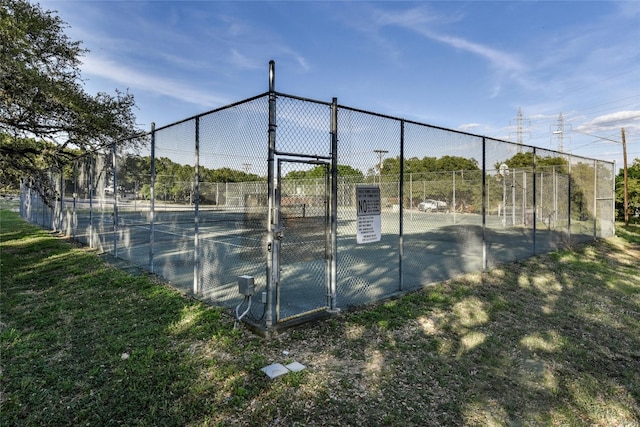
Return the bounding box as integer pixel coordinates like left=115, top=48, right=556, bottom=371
left=571, top=129, right=621, bottom=144
left=567, top=95, right=640, bottom=117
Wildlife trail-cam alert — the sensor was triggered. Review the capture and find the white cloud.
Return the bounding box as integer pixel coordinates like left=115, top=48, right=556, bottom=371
left=279, top=47, right=310, bottom=72
left=229, top=49, right=261, bottom=70
left=425, top=31, right=523, bottom=73
left=80, top=56, right=229, bottom=108
left=458, top=123, right=482, bottom=132
left=591, top=111, right=640, bottom=126
left=576, top=111, right=640, bottom=133
left=371, top=5, right=524, bottom=74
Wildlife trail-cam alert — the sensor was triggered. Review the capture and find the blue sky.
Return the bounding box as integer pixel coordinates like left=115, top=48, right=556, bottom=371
left=40, top=0, right=639, bottom=169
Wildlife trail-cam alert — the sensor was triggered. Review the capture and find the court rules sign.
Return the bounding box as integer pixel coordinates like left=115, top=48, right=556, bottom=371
left=356, top=185, right=381, bottom=244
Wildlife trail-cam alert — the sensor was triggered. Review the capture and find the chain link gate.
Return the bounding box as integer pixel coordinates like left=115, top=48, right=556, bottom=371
left=265, top=64, right=338, bottom=326
left=274, top=159, right=331, bottom=322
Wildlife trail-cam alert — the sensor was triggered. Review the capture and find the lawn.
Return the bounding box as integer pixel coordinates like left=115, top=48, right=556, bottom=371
left=1, top=209, right=639, bottom=426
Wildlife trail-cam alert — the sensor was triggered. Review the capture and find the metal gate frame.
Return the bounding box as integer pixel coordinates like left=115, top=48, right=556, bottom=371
left=265, top=60, right=338, bottom=327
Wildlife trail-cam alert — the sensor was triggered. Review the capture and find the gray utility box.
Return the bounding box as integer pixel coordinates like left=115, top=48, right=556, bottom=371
left=238, top=275, right=255, bottom=296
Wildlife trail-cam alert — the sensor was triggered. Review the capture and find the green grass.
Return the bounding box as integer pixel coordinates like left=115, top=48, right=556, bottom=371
left=0, top=196, right=19, bottom=212
left=1, top=209, right=639, bottom=426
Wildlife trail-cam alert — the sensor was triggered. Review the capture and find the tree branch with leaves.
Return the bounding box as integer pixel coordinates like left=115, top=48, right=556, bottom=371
left=0, top=0, right=142, bottom=196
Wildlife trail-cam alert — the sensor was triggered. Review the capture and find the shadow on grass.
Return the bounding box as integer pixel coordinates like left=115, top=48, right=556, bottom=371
left=0, top=210, right=279, bottom=426
left=2, top=209, right=639, bottom=426
left=617, top=222, right=640, bottom=244
left=325, top=234, right=640, bottom=425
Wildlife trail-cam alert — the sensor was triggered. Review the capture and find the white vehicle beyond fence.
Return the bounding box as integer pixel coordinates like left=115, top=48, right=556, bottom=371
left=418, top=199, right=448, bottom=212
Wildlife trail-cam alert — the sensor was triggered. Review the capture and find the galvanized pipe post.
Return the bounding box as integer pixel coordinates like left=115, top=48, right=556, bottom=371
left=567, top=156, right=572, bottom=243
left=73, top=160, right=77, bottom=240
left=452, top=170, right=457, bottom=224
left=149, top=123, right=156, bottom=273
left=532, top=148, right=537, bottom=255
left=113, top=142, right=118, bottom=257
left=329, top=97, right=339, bottom=310
left=194, top=117, right=201, bottom=295
left=58, top=167, right=64, bottom=232
left=593, top=159, right=597, bottom=239
left=511, top=167, right=516, bottom=226
left=398, top=120, right=405, bottom=291
left=482, top=138, right=487, bottom=270
left=611, top=161, right=616, bottom=233
left=89, top=155, right=94, bottom=249
left=19, top=177, right=25, bottom=218
left=266, top=60, right=277, bottom=328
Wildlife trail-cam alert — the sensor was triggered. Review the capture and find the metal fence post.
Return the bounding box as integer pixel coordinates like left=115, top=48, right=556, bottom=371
left=511, top=169, right=516, bottom=226
left=567, top=156, right=572, bottom=243
left=398, top=119, right=405, bottom=292
left=19, top=177, right=25, bottom=218
left=40, top=179, right=43, bottom=225
left=329, top=97, right=339, bottom=310
left=113, top=142, right=118, bottom=257
left=611, top=161, right=616, bottom=234
left=47, top=169, right=52, bottom=228
left=452, top=171, right=457, bottom=224
left=194, top=117, right=201, bottom=295
left=266, top=60, right=277, bottom=328
left=593, top=159, right=597, bottom=239
left=522, top=171, right=527, bottom=226
left=58, top=167, right=64, bottom=232
left=554, top=166, right=558, bottom=228
left=73, top=160, right=77, bottom=240
left=89, top=154, right=94, bottom=249
left=149, top=123, right=156, bottom=273
left=532, top=148, right=537, bottom=254
left=482, top=137, right=487, bottom=270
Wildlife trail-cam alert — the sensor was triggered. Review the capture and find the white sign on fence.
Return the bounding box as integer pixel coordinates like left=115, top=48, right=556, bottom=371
left=356, top=185, right=381, bottom=244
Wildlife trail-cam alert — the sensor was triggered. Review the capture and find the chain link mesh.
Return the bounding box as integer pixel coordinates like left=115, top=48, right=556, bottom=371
left=197, top=97, right=269, bottom=314
left=18, top=91, right=617, bottom=328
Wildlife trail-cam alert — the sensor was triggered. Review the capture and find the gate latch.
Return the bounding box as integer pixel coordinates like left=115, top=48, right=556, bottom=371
left=273, top=225, right=283, bottom=240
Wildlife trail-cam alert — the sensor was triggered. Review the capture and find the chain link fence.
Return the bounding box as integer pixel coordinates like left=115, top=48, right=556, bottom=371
left=20, top=88, right=616, bottom=330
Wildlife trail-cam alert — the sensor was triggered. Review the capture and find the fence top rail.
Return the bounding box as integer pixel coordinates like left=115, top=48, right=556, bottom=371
left=73, top=89, right=612, bottom=170
left=153, top=91, right=270, bottom=133
left=270, top=91, right=614, bottom=169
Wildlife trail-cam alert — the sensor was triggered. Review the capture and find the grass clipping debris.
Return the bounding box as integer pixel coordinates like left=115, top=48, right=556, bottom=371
left=1, top=210, right=639, bottom=426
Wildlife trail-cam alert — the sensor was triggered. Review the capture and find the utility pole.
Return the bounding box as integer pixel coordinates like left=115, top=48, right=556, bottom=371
left=374, top=149, right=388, bottom=186
left=622, top=127, right=629, bottom=226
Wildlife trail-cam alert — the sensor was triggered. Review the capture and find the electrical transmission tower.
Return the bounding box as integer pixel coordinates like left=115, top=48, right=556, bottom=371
left=554, top=113, right=564, bottom=152
left=509, top=107, right=531, bottom=152
left=550, top=113, right=571, bottom=152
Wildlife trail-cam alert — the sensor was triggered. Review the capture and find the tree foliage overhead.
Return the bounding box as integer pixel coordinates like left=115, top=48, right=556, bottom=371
left=0, top=0, right=141, bottom=193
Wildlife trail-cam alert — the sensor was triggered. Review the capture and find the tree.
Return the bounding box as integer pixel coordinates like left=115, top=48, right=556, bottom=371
left=496, top=152, right=568, bottom=173
left=0, top=0, right=140, bottom=198
left=616, top=158, right=640, bottom=222
left=435, top=155, right=478, bottom=172
left=381, top=155, right=478, bottom=177
left=284, top=164, right=363, bottom=181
